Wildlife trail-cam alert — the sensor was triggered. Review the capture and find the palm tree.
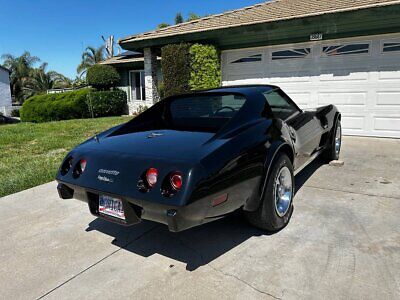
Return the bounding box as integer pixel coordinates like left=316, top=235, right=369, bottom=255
left=1, top=51, right=40, bottom=103
left=77, top=46, right=105, bottom=77
left=24, top=63, right=71, bottom=97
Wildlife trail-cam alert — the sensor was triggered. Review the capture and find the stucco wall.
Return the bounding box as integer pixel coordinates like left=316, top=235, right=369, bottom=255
left=0, top=68, right=12, bottom=116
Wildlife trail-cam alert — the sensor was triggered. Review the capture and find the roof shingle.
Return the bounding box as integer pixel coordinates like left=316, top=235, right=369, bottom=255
left=120, top=0, right=400, bottom=44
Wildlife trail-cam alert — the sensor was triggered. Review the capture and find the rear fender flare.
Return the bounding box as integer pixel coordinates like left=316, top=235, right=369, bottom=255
left=244, top=141, right=294, bottom=211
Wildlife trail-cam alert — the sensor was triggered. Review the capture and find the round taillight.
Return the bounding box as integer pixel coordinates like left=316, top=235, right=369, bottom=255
left=170, top=173, right=183, bottom=191
left=80, top=159, right=87, bottom=173
left=146, top=168, right=158, bottom=187
left=61, top=157, right=73, bottom=175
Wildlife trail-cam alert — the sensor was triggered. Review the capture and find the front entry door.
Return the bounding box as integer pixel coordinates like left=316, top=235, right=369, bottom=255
left=129, top=71, right=145, bottom=101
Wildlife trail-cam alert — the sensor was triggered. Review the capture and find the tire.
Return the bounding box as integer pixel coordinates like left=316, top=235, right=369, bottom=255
left=323, top=120, right=342, bottom=162
left=245, top=153, right=294, bottom=232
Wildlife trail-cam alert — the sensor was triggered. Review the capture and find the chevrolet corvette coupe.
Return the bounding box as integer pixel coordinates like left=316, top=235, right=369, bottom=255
left=56, top=85, right=341, bottom=232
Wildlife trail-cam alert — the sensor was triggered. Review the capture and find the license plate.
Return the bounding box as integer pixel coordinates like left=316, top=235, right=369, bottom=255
left=99, top=195, right=125, bottom=220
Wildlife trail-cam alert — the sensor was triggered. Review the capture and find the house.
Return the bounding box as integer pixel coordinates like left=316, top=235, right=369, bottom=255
left=0, top=66, right=12, bottom=116
left=103, top=0, right=400, bottom=138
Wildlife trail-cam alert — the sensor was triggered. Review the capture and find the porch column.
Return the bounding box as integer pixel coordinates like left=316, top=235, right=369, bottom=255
left=144, top=47, right=160, bottom=105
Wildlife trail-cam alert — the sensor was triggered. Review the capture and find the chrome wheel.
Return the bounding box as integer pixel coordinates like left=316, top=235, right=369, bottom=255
left=335, top=122, right=342, bottom=157
left=274, top=166, right=293, bottom=217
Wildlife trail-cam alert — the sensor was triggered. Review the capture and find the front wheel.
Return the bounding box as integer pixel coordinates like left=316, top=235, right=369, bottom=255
left=245, top=154, right=294, bottom=232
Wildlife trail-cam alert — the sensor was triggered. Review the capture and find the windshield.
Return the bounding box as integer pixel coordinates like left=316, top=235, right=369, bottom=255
left=168, top=94, right=247, bottom=132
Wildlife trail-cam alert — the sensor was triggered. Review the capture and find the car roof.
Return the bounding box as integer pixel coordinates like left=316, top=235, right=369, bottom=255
left=198, top=84, right=277, bottom=96
left=163, top=85, right=278, bottom=101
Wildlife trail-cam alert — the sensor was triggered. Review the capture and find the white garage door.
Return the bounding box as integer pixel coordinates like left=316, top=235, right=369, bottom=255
left=222, top=33, right=400, bottom=138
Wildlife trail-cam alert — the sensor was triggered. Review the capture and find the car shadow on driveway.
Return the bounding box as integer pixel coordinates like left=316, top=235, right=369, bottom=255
left=86, top=158, right=325, bottom=271
left=86, top=213, right=264, bottom=271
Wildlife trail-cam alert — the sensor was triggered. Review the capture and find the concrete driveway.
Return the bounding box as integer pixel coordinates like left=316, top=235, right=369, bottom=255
left=1, top=136, right=399, bottom=299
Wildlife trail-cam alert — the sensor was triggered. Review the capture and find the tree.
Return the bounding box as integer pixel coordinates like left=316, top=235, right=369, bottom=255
left=175, top=12, right=184, bottom=24
left=1, top=51, right=40, bottom=103
left=157, top=23, right=170, bottom=29
left=156, top=12, right=202, bottom=30
left=86, top=64, right=120, bottom=90
left=77, top=46, right=105, bottom=77
left=187, top=13, right=201, bottom=21
left=24, top=63, right=71, bottom=97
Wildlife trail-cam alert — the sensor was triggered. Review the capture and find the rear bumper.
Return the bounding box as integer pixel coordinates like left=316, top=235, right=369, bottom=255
left=57, top=182, right=221, bottom=232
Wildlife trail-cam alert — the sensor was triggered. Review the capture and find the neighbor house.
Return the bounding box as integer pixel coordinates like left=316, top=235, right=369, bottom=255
left=103, top=0, right=400, bottom=138
left=0, top=66, right=12, bottom=116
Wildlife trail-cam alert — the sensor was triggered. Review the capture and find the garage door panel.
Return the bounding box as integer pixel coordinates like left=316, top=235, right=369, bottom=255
left=341, top=115, right=366, bottom=132
left=285, top=92, right=312, bottom=108
left=319, top=70, right=369, bottom=82
left=269, top=75, right=311, bottom=83
left=318, top=92, right=367, bottom=108
left=376, top=91, right=400, bottom=107
left=378, top=71, right=400, bottom=80
left=372, top=116, right=400, bottom=133
left=226, top=73, right=264, bottom=82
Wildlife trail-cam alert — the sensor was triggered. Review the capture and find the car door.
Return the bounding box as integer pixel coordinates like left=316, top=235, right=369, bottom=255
left=263, top=89, right=324, bottom=168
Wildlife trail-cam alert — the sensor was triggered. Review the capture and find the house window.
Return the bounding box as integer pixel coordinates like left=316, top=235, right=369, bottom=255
left=231, top=54, right=262, bottom=64
left=383, top=42, right=400, bottom=53
left=322, top=43, right=370, bottom=57
left=272, top=48, right=311, bottom=60
left=129, top=71, right=145, bottom=101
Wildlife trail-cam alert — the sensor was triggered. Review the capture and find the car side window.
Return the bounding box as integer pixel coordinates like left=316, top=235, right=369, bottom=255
left=263, top=90, right=300, bottom=120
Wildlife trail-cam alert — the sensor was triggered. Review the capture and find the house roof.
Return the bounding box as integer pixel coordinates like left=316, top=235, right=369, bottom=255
left=100, top=55, right=161, bottom=66
left=120, top=0, right=400, bottom=45
left=100, top=56, right=145, bottom=65
left=0, top=65, right=10, bottom=73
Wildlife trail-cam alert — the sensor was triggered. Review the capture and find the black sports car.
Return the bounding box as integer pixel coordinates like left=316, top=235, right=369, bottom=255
left=56, top=85, right=341, bottom=232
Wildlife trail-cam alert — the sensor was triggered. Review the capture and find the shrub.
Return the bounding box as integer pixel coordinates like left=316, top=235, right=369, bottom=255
left=20, top=88, right=128, bottom=122
left=189, top=44, right=221, bottom=90
left=87, top=90, right=127, bottom=117
left=86, top=65, right=120, bottom=90
left=158, top=81, right=165, bottom=99
left=161, top=43, right=191, bottom=97
left=135, top=104, right=148, bottom=115
left=11, top=109, right=20, bottom=117
left=161, top=43, right=221, bottom=97
left=20, top=89, right=91, bottom=122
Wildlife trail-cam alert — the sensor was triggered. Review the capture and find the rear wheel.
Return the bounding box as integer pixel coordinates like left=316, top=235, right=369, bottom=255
left=245, top=154, right=294, bottom=232
left=323, top=120, right=342, bottom=162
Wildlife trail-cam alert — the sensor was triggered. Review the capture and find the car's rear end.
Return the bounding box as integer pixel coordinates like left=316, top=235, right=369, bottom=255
left=56, top=89, right=268, bottom=231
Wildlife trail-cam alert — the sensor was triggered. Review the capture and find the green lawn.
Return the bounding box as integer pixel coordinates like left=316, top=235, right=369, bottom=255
left=0, top=117, right=132, bottom=198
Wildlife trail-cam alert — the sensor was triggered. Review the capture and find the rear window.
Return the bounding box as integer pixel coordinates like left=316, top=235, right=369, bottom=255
left=169, top=94, right=247, bottom=132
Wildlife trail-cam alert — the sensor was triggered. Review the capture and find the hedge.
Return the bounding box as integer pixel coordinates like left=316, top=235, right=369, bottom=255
left=189, top=44, right=221, bottom=90
left=20, top=89, right=91, bottom=122
left=161, top=43, right=221, bottom=97
left=20, top=88, right=127, bottom=122
left=87, top=65, right=120, bottom=90
left=161, top=43, right=191, bottom=97
left=87, top=90, right=127, bottom=118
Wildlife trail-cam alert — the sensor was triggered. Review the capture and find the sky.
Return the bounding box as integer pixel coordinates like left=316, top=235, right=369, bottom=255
left=0, top=0, right=261, bottom=79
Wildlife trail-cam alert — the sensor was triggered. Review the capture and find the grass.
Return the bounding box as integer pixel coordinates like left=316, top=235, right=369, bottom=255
left=0, top=117, right=132, bottom=198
